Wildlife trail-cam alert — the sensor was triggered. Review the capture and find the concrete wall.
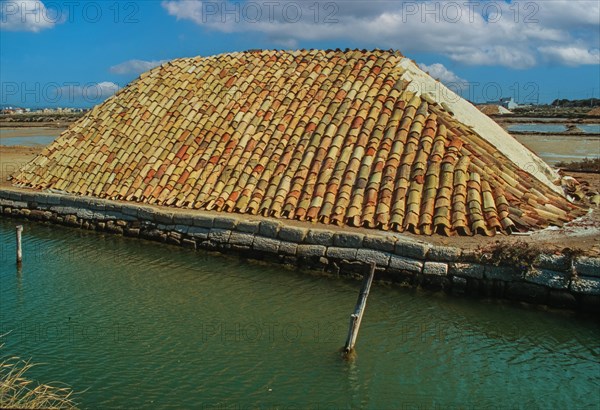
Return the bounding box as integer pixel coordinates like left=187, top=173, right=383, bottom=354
left=1, top=188, right=599, bottom=312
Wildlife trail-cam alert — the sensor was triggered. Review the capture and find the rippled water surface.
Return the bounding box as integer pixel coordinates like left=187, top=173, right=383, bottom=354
left=1, top=220, right=599, bottom=409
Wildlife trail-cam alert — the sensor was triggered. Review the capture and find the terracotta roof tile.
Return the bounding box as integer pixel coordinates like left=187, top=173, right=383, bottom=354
left=11, top=49, right=585, bottom=235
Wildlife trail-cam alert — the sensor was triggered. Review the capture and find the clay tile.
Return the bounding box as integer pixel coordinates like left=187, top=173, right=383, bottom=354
left=10, top=49, right=582, bottom=237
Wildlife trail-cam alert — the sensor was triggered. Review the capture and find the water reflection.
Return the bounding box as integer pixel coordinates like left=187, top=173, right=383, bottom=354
left=0, top=219, right=598, bottom=409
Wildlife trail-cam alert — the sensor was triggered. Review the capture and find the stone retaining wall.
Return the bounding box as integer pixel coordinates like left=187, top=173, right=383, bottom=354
left=1, top=188, right=599, bottom=312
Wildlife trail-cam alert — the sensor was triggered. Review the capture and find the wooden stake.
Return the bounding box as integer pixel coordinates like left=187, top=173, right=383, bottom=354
left=343, top=262, right=376, bottom=355
left=16, top=225, right=23, bottom=265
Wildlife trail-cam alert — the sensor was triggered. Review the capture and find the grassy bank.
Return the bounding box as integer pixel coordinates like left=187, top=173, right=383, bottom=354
left=1, top=347, right=78, bottom=409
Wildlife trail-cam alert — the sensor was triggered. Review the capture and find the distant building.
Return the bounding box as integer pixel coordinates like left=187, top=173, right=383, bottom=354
left=486, top=97, right=519, bottom=110
left=477, top=104, right=512, bottom=116
left=1, top=106, right=25, bottom=114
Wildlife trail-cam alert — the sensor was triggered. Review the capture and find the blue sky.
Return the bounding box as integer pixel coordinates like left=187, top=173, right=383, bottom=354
left=1, top=0, right=599, bottom=107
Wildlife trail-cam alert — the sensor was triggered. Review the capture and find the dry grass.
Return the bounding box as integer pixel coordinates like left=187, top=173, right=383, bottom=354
left=479, top=241, right=545, bottom=273
left=479, top=241, right=584, bottom=274
left=0, top=348, right=78, bottom=409
left=556, top=157, right=600, bottom=173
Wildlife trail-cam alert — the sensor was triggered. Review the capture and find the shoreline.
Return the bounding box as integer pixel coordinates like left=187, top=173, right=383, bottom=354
left=1, top=187, right=598, bottom=314
left=0, top=127, right=65, bottom=138
left=0, top=121, right=74, bottom=129
left=1, top=120, right=599, bottom=314
left=1, top=143, right=599, bottom=253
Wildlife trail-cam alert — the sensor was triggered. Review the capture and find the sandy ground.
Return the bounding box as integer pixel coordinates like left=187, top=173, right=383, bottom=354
left=0, top=121, right=74, bottom=129
left=497, top=118, right=599, bottom=165
left=1, top=131, right=599, bottom=255
left=0, top=145, right=41, bottom=186
left=513, top=134, right=600, bottom=165
left=0, top=127, right=62, bottom=188
left=0, top=127, right=64, bottom=138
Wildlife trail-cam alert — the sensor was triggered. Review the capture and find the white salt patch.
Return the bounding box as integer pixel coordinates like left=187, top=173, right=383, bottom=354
left=397, top=58, right=562, bottom=194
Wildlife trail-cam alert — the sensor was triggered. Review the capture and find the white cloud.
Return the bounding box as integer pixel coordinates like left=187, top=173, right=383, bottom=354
left=60, top=82, right=120, bottom=100
left=418, top=63, right=468, bottom=87
left=0, top=0, right=57, bottom=32
left=538, top=46, right=600, bottom=66
left=161, top=0, right=600, bottom=68
left=93, top=81, right=120, bottom=97
left=527, top=1, right=600, bottom=28
left=162, top=0, right=204, bottom=25
left=447, top=46, right=538, bottom=69
left=110, top=59, right=168, bottom=75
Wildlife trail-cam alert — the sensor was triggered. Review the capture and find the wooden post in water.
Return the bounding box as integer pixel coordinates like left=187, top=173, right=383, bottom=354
left=16, top=225, right=23, bottom=265
left=343, top=262, right=376, bottom=355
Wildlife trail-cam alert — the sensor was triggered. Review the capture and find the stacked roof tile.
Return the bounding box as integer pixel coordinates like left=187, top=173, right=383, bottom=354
left=11, top=49, right=584, bottom=235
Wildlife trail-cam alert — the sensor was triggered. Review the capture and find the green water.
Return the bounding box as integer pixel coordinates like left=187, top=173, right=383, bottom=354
left=1, top=219, right=599, bottom=409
